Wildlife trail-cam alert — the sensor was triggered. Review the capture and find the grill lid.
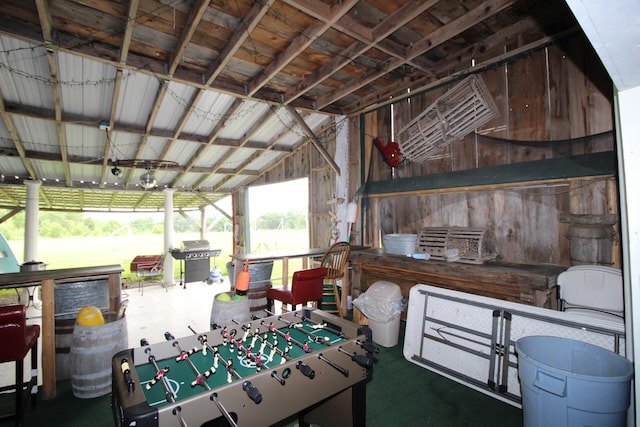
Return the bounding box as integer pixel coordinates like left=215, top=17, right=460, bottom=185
left=181, top=240, right=210, bottom=251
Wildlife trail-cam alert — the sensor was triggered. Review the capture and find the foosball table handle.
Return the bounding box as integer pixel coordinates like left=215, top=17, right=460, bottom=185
left=338, top=346, right=374, bottom=369
left=242, top=381, right=262, bottom=404
left=357, top=339, right=379, bottom=354
left=296, top=361, right=315, bottom=379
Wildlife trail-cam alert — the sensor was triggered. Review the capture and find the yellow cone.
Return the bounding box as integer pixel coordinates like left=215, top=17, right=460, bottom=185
left=76, top=305, right=105, bottom=326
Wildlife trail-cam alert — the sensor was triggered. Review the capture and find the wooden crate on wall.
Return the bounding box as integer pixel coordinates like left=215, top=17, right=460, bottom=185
left=397, top=75, right=499, bottom=162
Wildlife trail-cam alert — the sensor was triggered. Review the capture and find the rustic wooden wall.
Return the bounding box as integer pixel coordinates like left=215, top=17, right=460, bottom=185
left=359, top=34, right=618, bottom=267
left=235, top=34, right=618, bottom=267
left=309, top=126, right=338, bottom=248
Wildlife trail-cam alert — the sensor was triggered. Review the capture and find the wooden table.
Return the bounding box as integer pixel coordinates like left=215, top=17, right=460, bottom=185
left=350, top=249, right=566, bottom=315
left=0, top=265, right=123, bottom=399
left=232, top=248, right=327, bottom=286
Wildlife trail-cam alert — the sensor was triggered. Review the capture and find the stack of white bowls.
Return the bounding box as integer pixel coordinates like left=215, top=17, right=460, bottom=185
left=383, top=234, right=417, bottom=256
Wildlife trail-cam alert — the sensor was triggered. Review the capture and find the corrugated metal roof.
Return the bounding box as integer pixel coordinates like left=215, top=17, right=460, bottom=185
left=0, top=0, right=573, bottom=211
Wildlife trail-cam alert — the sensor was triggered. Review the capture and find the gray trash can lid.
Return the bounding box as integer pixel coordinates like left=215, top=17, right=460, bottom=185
left=367, top=281, right=402, bottom=301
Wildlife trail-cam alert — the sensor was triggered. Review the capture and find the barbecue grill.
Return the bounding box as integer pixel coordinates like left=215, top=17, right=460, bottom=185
left=170, top=240, right=221, bottom=288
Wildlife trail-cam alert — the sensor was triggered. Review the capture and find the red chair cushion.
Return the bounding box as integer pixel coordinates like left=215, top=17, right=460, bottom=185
left=267, top=267, right=327, bottom=306
left=267, top=286, right=296, bottom=305
left=0, top=305, right=40, bottom=362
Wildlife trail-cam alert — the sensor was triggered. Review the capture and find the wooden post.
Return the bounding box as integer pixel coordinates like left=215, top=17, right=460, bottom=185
left=282, top=257, right=289, bottom=286
left=41, top=278, right=56, bottom=399
left=109, top=272, right=121, bottom=313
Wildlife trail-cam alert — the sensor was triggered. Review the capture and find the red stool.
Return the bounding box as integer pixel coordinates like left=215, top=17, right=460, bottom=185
left=267, top=267, right=327, bottom=314
left=0, top=305, right=40, bottom=427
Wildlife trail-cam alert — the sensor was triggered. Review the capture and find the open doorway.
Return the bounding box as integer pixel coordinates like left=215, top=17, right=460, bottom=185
left=247, top=178, right=309, bottom=253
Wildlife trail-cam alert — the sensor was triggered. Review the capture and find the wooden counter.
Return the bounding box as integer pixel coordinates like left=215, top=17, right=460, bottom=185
left=350, top=250, right=566, bottom=311
left=232, top=248, right=328, bottom=285
left=0, top=265, right=123, bottom=399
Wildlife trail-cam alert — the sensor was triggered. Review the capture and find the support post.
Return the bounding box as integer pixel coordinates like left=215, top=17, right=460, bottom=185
left=164, top=188, right=175, bottom=286
left=24, top=180, right=41, bottom=263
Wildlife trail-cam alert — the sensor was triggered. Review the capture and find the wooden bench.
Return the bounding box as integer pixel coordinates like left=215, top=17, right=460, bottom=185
left=130, top=255, right=165, bottom=294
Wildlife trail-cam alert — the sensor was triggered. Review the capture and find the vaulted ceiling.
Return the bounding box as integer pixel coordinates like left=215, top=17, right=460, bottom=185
left=0, top=0, right=577, bottom=212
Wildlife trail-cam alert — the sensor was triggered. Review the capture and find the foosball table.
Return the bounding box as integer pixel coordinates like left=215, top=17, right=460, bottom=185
left=111, top=309, right=376, bottom=427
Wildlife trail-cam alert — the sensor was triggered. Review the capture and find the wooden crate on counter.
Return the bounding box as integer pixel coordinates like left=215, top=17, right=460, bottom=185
left=415, top=227, right=448, bottom=258
left=416, top=227, right=497, bottom=264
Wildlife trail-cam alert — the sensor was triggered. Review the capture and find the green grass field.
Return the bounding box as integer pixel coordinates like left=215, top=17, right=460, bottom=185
left=7, top=229, right=309, bottom=285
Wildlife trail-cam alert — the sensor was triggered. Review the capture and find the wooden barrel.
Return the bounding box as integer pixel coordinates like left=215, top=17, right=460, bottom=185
left=210, top=293, right=251, bottom=328
left=569, top=224, right=615, bottom=265
left=70, top=316, right=128, bottom=398
left=55, top=318, right=76, bottom=381
left=247, top=284, right=271, bottom=316
left=56, top=311, right=119, bottom=381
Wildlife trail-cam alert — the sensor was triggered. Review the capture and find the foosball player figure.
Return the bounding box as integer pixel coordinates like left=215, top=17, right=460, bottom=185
left=146, top=366, right=170, bottom=390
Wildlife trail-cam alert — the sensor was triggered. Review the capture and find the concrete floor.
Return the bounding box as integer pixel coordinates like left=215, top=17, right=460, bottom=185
left=0, top=277, right=242, bottom=388
left=123, top=277, right=232, bottom=347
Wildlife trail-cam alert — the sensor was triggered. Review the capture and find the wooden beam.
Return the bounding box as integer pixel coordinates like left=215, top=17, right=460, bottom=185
left=119, top=0, right=140, bottom=63
left=205, top=0, right=275, bottom=86
left=317, top=0, right=516, bottom=110
left=286, top=106, right=340, bottom=175
left=284, top=40, right=366, bottom=103
left=178, top=209, right=202, bottom=232
left=36, top=0, right=72, bottom=186
left=170, top=99, right=245, bottom=187
left=407, top=0, right=517, bottom=58
left=359, top=152, right=616, bottom=197
left=168, top=0, right=210, bottom=75
left=0, top=207, right=22, bottom=224
left=0, top=89, right=38, bottom=179
left=101, top=0, right=141, bottom=186
left=101, top=68, right=124, bottom=188
left=348, top=27, right=577, bottom=115
left=248, top=0, right=359, bottom=96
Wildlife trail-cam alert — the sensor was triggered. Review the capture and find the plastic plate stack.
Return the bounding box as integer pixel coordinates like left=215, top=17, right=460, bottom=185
left=383, top=234, right=417, bottom=256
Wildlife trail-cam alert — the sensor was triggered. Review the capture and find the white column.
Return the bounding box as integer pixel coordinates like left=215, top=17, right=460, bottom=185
left=24, top=179, right=41, bottom=263
left=163, top=188, right=175, bottom=286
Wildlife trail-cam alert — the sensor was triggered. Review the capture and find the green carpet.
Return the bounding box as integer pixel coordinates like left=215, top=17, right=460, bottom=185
left=0, top=321, right=522, bottom=426
left=364, top=332, right=522, bottom=426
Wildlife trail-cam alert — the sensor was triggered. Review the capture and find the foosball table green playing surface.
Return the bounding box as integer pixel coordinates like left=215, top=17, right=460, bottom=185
left=112, top=309, right=376, bottom=427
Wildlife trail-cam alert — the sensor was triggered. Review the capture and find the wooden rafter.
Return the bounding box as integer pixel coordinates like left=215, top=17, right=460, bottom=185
left=36, top=0, right=72, bottom=186
left=247, top=0, right=359, bottom=96
left=317, top=0, right=517, bottom=109
left=286, top=106, right=340, bottom=175
left=205, top=0, right=276, bottom=87
left=100, top=0, right=140, bottom=187
left=0, top=89, right=37, bottom=180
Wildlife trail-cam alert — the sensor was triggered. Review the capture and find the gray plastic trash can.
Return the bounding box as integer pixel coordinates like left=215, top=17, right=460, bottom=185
left=357, top=281, right=403, bottom=347
left=516, top=335, right=633, bottom=427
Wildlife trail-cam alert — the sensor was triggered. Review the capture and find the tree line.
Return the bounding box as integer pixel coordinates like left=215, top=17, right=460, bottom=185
left=0, top=209, right=306, bottom=240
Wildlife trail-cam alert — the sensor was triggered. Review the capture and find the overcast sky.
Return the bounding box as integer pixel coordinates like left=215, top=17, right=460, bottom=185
left=248, top=178, right=308, bottom=222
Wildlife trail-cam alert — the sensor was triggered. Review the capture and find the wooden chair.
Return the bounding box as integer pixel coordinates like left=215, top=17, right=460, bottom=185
left=319, top=242, right=351, bottom=318
left=267, top=267, right=328, bottom=314
left=0, top=305, right=40, bottom=427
